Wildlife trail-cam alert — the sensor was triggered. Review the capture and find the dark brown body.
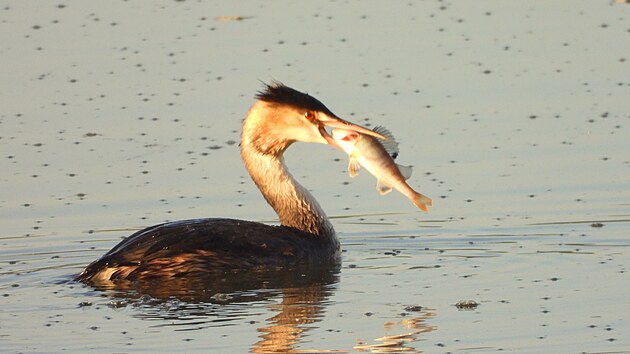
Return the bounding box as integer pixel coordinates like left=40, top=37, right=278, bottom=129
left=76, top=218, right=339, bottom=284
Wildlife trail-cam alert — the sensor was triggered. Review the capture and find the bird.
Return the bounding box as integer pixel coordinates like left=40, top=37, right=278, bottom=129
left=76, top=82, right=385, bottom=284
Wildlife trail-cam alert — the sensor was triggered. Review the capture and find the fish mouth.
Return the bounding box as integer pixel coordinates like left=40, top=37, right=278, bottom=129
left=318, top=114, right=385, bottom=149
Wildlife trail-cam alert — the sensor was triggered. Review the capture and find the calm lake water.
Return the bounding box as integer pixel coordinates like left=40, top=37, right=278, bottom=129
left=2, top=1, right=629, bottom=353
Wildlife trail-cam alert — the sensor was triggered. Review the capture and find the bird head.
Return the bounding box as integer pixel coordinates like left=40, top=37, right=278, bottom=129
left=243, top=82, right=383, bottom=154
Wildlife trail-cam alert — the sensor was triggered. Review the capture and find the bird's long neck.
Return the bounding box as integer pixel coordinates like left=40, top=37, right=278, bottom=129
left=241, top=142, right=336, bottom=242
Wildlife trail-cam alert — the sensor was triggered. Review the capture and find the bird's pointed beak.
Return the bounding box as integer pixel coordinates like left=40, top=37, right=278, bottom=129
left=318, top=115, right=385, bottom=149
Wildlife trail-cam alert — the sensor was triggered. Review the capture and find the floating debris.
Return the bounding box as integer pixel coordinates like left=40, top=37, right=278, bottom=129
left=403, top=305, right=423, bottom=312
left=455, top=300, right=479, bottom=310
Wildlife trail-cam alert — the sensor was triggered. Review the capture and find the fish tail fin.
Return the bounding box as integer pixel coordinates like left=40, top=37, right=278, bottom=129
left=410, top=193, right=433, bottom=212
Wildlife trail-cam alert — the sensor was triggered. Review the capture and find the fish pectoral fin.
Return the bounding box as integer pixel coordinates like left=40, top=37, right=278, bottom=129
left=376, top=179, right=393, bottom=195
left=397, top=164, right=413, bottom=180
left=348, top=158, right=361, bottom=178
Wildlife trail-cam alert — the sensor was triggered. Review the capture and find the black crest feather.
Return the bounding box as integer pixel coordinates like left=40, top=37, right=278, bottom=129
left=256, top=81, right=336, bottom=116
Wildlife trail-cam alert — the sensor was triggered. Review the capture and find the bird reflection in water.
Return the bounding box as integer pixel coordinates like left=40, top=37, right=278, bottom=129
left=89, top=263, right=434, bottom=352
left=252, top=283, right=335, bottom=353
left=94, top=263, right=341, bottom=352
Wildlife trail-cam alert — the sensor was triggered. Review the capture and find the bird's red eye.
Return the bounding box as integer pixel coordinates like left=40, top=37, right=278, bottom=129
left=304, top=111, right=316, bottom=122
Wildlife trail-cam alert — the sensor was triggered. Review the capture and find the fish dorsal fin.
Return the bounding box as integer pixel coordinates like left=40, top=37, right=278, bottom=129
left=348, top=157, right=361, bottom=177
left=372, top=126, right=399, bottom=159
left=376, top=178, right=393, bottom=195
left=397, top=164, right=413, bottom=180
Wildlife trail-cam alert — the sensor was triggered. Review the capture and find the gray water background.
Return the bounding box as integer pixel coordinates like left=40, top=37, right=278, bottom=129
left=1, top=1, right=629, bottom=352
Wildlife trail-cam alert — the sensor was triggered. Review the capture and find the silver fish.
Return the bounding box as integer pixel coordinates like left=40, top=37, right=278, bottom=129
left=332, top=126, right=432, bottom=212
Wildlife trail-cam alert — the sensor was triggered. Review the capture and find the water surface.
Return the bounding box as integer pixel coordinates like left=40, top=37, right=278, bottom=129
left=1, top=1, right=629, bottom=352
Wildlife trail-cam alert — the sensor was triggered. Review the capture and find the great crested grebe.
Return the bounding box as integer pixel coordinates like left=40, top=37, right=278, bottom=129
left=76, top=82, right=385, bottom=284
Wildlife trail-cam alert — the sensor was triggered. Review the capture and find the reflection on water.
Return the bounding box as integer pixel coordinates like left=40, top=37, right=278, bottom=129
left=74, top=261, right=438, bottom=353
left=252, top=283, right=337, bottom=353
left=354, top=309, right=435, bottom=353
left=84, top=264, right=342, bottom=352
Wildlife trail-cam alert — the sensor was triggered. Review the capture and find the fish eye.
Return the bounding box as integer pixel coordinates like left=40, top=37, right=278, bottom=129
left=304, top=111, right=316, bottom=122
